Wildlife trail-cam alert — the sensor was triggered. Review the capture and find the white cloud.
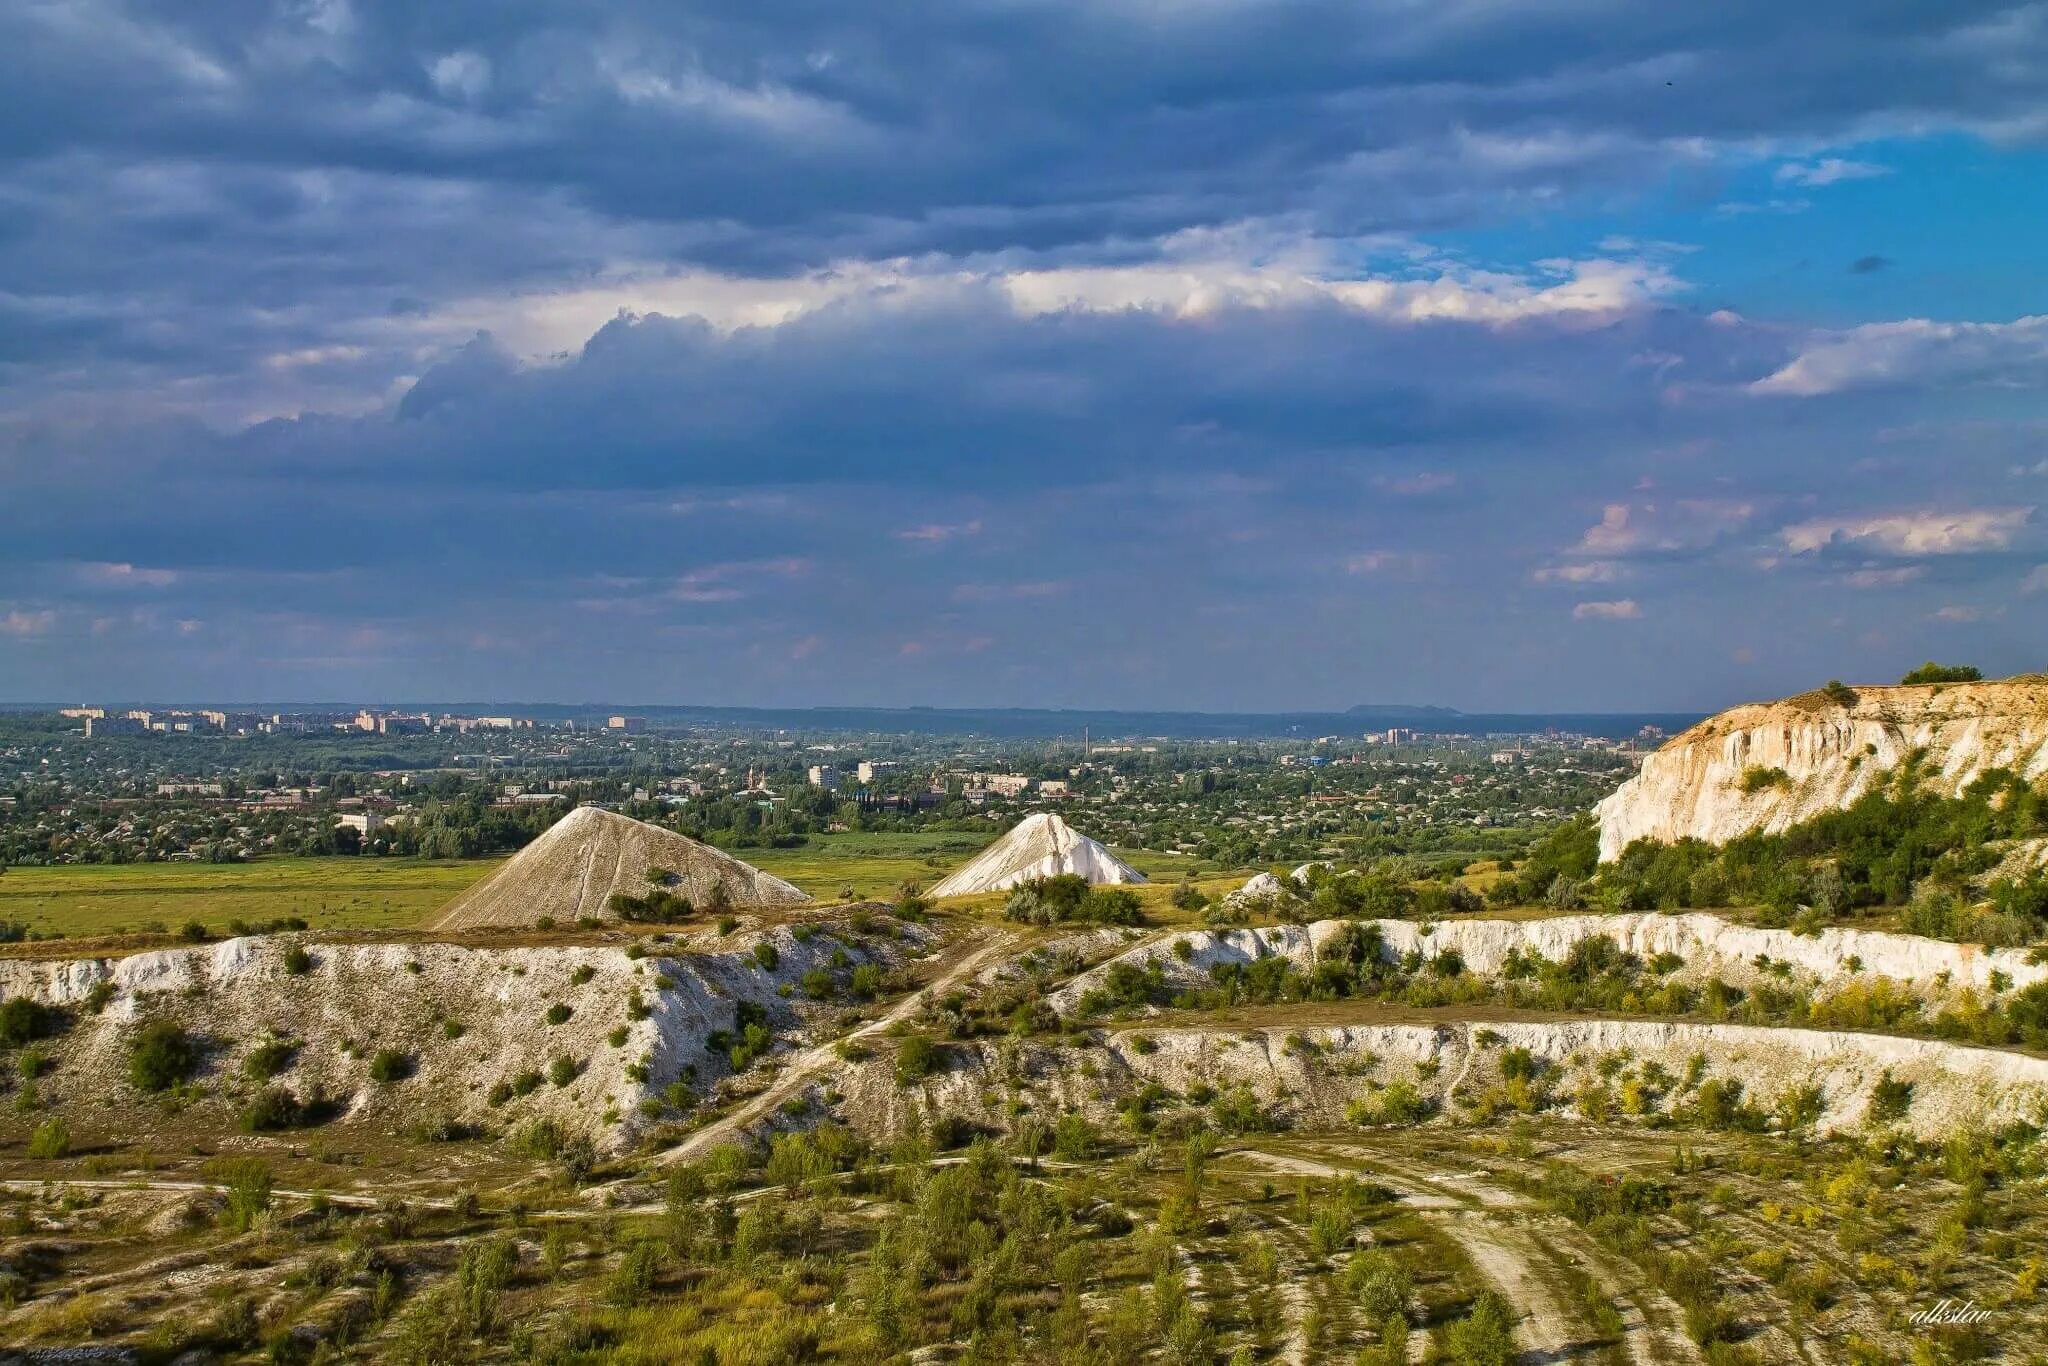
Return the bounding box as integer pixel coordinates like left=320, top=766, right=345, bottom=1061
left=428, top=51, right=491, bottom=102
left=896, top=520, right=983, bottom=544
left=1344, top=550, right=1433, bottom=577
left=1, top=609, right=56, bottom=637
left=1572, top=500, right=1755, bottom=556
left=666, top=557, right=811, bottom=603
left=2023, top=565, right=2048, bottom=595
left=1573, top=599, right=1641, bottom=620
left=1932, top=605, right=1988, bottom=622
left=1532, top=561, right=1622, bottom=584
left=405, top=245, right=1691, bottom=361
left=1773, top=158, right=1891, bottom=188
left=1781, top=508, right=2031, bottom=556
left=1750, top=315, right=2048, bottom=397
left=76, top=561, right=180, bottom=587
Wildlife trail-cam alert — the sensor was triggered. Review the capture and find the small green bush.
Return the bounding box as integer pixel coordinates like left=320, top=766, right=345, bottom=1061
left=26, top=1116, right=69, bottom=1159
left=281, top=945, right=313, bottom=976
left=129, top=1020, right=197, bottom=1092
left=240, top=1086, right=304, bottom=1132
left=244, top=1039, right=296, bottom=1081
left=368, top=1049, right=413, bottom=1084
left=549, top=1055, right=579, bottom=1087
left=895, top=1034, right=940, bottom=1085
left=546, top=1004, right=573, bottom=1026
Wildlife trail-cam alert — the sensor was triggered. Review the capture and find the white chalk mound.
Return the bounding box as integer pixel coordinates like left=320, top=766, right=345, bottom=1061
left=435, top=805, right=808, bottom=929
left=1223, top=871, right=1290, bottom=910
left=929, top=812, right=1147, bottom=897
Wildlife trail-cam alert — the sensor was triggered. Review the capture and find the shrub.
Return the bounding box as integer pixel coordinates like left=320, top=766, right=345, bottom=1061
left=753, top=942, right=780, bottom=972
left=1901, top=662, right=1981, bottom=685
left=545, top=1004, right=573, bottom=1026
left=26, top=1116, right=68, bottom=1159
left=512, top=1069, right=543, bottom=1096
left=1002, top=874, right=1145, bottom=927
left=607, top=1025, right=629, bottom=1047
left=1869, top=1071, right=1914, bottom=1125
left=281, top=945, right=313, bottom=976
left=488, top=1080, right=514, bottom=1106
left=17, top=1045, right=50, bottom=1080
left=129, top=1020, right=197, bottom=1092
left=801, top=968, right=834, bottom=1000
left=0, top=997, right=53, bottom=1046
left=216, top=1158, right=273, bottom=1232
left=368, top=1049, right=413, bottom=1083
left=1445, top=1291, right=1517, bottom=1366
left=443, top=1019, right=465, bottom=1040
left=570, top=965, right=596, bottom=986
left=1820, top=679, right=1859, bottom=707
left=240, top=1086, right=305, bottom=1132
left=895, top=1034, right=940, bottom=1085
left=850, top=963, right=884, bottom=999
left=244, top=1039, right=297, bottom=1081
left=1740, top=766, right=1790, bottom=794
left=178, top=920, right=211, bottom=943
left=607, top=1241, right=664, bottom=1307
left=549, top=1054, right=579, bottom=1087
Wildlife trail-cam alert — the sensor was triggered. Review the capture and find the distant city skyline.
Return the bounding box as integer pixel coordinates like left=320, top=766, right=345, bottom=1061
left=3, top=4, right=2046, bottom=712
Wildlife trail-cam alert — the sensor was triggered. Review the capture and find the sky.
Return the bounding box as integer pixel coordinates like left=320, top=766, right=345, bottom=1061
left=3, top=1, right=2047, bottom=713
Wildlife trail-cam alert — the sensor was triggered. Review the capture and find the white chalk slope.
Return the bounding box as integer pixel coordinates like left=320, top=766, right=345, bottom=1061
left=929, top=812, right=1146, bottom=897
left=1595, top=677, right=2048, bottom=861
left=436, top=805, right=807, bottom=929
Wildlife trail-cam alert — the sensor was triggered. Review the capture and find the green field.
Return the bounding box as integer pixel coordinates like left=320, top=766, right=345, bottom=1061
left=0, top=832, right=1222, bottom=940
left=0, top=858, right=495, bottom=939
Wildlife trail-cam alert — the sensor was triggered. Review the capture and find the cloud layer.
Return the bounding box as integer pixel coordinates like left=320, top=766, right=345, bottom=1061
left=4, top=1, right=2047, bottom=709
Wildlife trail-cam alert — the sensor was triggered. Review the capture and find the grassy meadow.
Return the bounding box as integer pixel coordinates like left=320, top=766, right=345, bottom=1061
left=0, top=858, right=494, bottom=939
left=0, top=829, right=1232, bottom=941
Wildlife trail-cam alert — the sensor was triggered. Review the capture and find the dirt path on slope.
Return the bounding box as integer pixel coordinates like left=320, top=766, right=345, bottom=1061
left=659, top=927, right=1014, bottom=1166
left=1228, top=1143, right=1695, bottom=1365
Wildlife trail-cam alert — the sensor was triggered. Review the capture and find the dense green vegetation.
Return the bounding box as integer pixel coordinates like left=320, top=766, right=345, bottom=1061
left=1483, top=769, right=2048, bottom=945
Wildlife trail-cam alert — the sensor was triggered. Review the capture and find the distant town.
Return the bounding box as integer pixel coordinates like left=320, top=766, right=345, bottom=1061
left=0, top=705, right=1654, bottom=873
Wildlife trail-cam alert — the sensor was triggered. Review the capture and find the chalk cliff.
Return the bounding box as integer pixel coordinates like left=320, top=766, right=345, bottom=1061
left=1594, top=678, right=2048, bottom=861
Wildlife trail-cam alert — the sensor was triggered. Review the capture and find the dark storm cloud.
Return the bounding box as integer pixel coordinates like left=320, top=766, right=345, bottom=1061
left=1851, top=255, right=1893, bottom=273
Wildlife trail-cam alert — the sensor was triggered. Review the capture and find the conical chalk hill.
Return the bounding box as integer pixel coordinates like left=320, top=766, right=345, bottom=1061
left=928, top=812, right=1146, bottom=897
left=434, top=805, right=808, bottom=929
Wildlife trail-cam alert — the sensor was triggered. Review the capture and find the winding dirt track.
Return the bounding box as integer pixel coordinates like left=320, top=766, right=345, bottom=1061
left=659, top=927, right=1015, bottom=1165
left=1226, top=1142, right=1703, bottom=1366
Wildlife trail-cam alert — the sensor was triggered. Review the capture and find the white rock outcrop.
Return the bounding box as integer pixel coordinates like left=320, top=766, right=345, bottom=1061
left=1047, top=911, right=2048, bottom=1014
left=928, top=813, right=1146, bottom=897
left=0, top=921, right=915, bottom=1149
left=1223, top=871, right=1290, bottom=911
left=1595, top=678, right=2048, bottom=861
left=876, top=1020, right=2048, bottom=1141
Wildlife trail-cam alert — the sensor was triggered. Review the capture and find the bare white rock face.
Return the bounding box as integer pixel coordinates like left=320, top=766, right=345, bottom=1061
left=1045, top=911, right=2048, bottom=1015
left=928, top=812, right=1146, bottom=897
left=1595, top=678, right=2048, bottom=862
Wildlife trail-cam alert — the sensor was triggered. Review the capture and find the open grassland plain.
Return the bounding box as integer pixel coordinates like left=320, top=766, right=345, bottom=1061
left=0, top=858, right=495, bottom=939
